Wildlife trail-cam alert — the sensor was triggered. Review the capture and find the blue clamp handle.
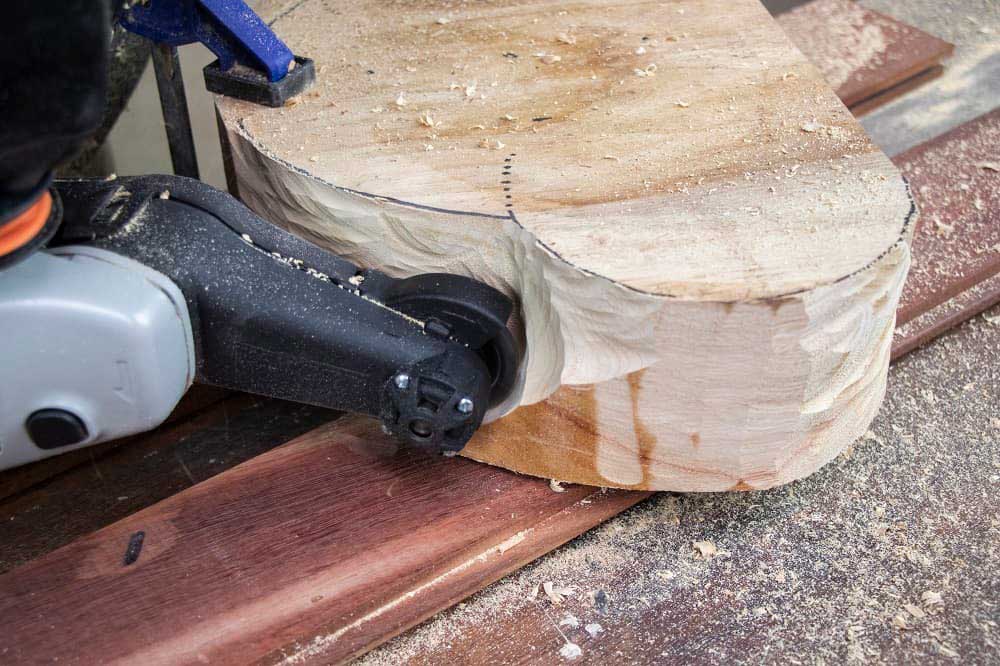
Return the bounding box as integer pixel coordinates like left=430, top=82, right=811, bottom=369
left=119, top=0, right=294, bottom=82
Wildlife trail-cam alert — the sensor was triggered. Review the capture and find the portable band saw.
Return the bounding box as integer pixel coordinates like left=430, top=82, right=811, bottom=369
left=0, top=1, right=521, bottom=471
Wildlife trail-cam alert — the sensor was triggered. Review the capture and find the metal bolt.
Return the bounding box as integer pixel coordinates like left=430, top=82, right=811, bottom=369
left=394, top=373, right=411, bottom=390
left=457, top=397, right=475, bottom=414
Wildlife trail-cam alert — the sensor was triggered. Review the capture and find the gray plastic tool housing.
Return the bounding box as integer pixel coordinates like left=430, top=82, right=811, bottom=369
left=0, top=246, right=194, bottom=470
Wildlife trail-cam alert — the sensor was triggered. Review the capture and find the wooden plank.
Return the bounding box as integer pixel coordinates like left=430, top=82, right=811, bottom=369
left=892, top=108, right=1000, bottom=328
left=219, top=0, right=913, bottom=491
left=848, top=64, right=944, bottom=118
left=776, top=0, right=953, bottom=113
left=0, top=396, right=336, bottom=574
left=893, top=272, right=1000, bottom=360
left=0, top=385, right=229, bottom=502
left=0, top=416, right=649, bottom=664
left=858, top=0, right=999, bottom=157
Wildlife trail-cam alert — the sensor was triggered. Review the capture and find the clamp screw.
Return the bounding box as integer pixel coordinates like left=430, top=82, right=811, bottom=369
left=457, top=397, right=475, bottom=414
left=394, top=373, right=411, bottom=390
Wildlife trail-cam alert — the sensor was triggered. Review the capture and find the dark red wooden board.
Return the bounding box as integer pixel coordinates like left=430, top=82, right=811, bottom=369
left=893, top=109, right=1000, bottom=325
left=777, top=0, right=954, bottom=113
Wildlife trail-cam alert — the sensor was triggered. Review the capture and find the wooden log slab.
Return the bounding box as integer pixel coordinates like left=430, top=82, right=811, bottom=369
left=217, top=0, right=914, bottom=491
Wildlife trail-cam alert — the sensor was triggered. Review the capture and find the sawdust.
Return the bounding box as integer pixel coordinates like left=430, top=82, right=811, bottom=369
left=361, top=308, right=1000, bottom=663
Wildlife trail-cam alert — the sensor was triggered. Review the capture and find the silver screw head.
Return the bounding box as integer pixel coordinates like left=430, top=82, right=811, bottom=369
left=457, top=397, right=475, bottom=414
left=394, top=373, right=411, bottom=390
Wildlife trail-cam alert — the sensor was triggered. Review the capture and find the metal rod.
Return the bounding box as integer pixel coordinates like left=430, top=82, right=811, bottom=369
left=151, top=44, right=200, bottom=180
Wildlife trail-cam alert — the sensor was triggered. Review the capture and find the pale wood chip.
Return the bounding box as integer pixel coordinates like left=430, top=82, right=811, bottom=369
left=542, top=581, right=577, bottom=604
left=921, top=590, right=944, bottom=606
left=559, top=642, right=583, bottom=660
left=693, top=540, right=718, bottom=559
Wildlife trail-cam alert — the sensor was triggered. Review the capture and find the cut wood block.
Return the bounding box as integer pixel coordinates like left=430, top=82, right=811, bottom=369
left=218, top=0, right=913, bottom=491
left=776, top=0, right=954, bottom=112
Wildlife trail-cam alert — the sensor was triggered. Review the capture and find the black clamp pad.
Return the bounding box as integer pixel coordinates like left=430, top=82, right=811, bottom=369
left=203, top=56, right=315, bottom=107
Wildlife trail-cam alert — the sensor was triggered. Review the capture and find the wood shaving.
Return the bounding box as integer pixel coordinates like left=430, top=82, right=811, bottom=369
left=559, top=614, right=580, bottom=628
left=975, top=161, right=999, bottom=172
left=465, top=84, right=477, bottom=98
left=675, top=100, right=690, bottom=108
left=559, top=642, right=582, bottom=660
left=635, top=46, right=647, bottom=55
left=394, top=93, right=408, bottom=108
left=937, top=643, right=960, bottom=659
left=801, top=120, right=824, bottom=133
left=556, top=32, right=576, bottom=45
left=418, top=112, right=437, bottom=128
left=436, top=17, right=450, bottom=24
left=692, top=540, right=718, bottom=559
left=904, top=602, right=926, bottom=619
left=921, top=590, right=944, bottom=606
left=478, top=139, right=505, bottom=150
left=634, top=64, right=657, bottom=77
left=549, top=479, right=566, bottom=492
left=534, top=53, right=562, bottom=64
left=892, top=614, right=909, bottom=630
left=542, top=581, right=577, bottom=604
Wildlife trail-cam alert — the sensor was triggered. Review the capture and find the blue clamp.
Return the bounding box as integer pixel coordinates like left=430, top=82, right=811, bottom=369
left=119, top=0, right=314, bottom=106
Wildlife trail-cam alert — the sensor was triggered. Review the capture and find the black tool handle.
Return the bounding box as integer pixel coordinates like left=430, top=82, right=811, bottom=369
left=54, top=176, right=517, bottom=452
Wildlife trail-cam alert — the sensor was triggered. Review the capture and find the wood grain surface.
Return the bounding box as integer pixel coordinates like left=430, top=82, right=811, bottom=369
left=777, top=0, right=953, bottom=111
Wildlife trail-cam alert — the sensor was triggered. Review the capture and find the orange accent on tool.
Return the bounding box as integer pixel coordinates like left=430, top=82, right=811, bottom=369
left=0, top=191, right=52, bottom=257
